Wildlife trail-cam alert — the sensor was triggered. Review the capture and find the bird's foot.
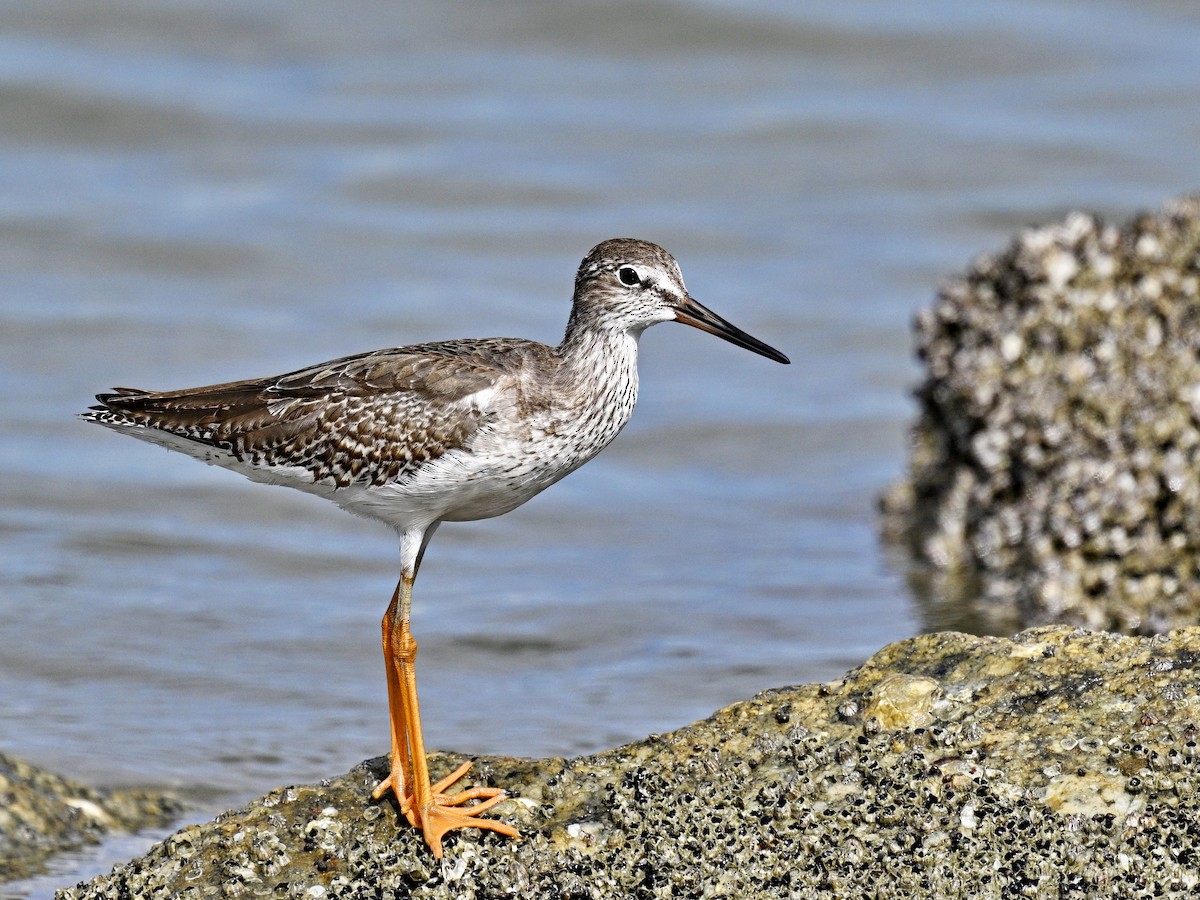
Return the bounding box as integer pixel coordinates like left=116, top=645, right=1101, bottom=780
left=373, top=760, right=519, bottom=857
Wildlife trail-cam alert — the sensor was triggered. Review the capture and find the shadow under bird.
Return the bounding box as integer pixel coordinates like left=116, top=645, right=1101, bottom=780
left=83, top=238, right=790, bottom=857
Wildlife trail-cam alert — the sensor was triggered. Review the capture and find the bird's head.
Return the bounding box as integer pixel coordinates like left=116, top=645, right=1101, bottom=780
left=569, top=238, right=790, bottom=364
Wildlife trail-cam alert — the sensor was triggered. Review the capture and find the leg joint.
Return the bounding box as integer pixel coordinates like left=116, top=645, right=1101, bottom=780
left=396, top=627, right=418, bottom=663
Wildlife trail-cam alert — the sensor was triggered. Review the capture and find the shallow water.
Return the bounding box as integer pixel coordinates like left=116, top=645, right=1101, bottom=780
left=2, top=1, right=1200, bottom=894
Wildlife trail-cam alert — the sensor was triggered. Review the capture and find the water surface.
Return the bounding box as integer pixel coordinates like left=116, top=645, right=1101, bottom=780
left=3, top=1, right=1200, bottom=895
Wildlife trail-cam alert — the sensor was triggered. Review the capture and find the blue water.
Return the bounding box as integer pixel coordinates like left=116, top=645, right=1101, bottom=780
left=2, top=1, right=1200, bottom=894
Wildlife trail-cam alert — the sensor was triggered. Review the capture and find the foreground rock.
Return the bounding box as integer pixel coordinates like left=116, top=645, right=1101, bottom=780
left=882, top=196, right=1200, bottom=633
left=0, top=752, right=182, bottom=883
left=59, top=627, right=1200, bottom=899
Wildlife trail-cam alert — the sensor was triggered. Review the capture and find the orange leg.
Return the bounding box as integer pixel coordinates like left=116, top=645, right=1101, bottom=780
left=373, top=586, right=416, bottom=825
left=370, top=574, right=520, bottom=857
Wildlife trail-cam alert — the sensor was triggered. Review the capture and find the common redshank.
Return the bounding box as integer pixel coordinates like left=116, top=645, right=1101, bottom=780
left=83, top=238, right=790, bottom=857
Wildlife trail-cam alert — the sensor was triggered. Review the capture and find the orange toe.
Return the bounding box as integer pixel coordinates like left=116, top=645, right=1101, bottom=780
left=417, top=800, right=521, bottom=858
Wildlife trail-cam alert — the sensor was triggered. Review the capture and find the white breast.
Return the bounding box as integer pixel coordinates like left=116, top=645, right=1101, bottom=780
left=329, top=336, right=641, bottom=531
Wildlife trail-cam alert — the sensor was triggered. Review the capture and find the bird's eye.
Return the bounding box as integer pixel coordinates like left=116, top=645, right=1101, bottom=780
left=618, top=266, right=640, bottom=287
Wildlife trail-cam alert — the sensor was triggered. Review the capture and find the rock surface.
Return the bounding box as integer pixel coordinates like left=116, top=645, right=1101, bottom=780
left=57, top=626, right=1200, bottom=899
left=0, top=752, right=182, bottom=883
left=881, top=196, right=1200, bottom=633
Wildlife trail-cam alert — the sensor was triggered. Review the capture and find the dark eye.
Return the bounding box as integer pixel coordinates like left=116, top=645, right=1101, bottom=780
left=618, top=266, right=640, bottom=287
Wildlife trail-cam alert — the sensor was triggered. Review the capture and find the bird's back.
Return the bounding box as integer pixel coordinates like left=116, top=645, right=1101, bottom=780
left=85, top=338, right=543, bottom=484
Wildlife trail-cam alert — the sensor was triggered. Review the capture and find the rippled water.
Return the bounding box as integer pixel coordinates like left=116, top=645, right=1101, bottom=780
left=3, top=1, right=1199, bottom=894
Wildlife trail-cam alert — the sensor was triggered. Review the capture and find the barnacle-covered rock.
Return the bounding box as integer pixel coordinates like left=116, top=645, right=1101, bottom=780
left=0, top=752, right=181, bottom=882
left=56, top=627, right=1200, bottom=898
left=882, top=196, right=1200, bottom=633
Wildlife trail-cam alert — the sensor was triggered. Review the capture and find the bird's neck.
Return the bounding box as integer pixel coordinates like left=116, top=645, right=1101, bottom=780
left=555, top=321, right=643, bottom=421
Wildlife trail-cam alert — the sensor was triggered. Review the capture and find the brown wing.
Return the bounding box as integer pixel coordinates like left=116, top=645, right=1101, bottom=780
left=86, top=340, right=529, bottom=487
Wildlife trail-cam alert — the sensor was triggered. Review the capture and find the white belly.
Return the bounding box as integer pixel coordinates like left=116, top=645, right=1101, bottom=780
left=330, top=421, right=616, bottom=530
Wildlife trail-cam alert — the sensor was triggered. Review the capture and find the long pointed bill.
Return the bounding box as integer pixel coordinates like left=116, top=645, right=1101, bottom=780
left=673, top=295, right=791, bottom=364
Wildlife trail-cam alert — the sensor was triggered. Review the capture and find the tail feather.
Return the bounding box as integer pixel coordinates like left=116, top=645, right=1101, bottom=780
left=85, top=381, right=276, bottom=429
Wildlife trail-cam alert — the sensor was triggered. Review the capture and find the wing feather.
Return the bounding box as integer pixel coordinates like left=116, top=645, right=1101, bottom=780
left=83, top=340, right=539, bottom=487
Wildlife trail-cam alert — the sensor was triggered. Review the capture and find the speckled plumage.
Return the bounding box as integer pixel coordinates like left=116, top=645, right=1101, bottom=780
left=85, top=239, right=787, bottom=533
left=82, top=238, right=789, bottom=857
